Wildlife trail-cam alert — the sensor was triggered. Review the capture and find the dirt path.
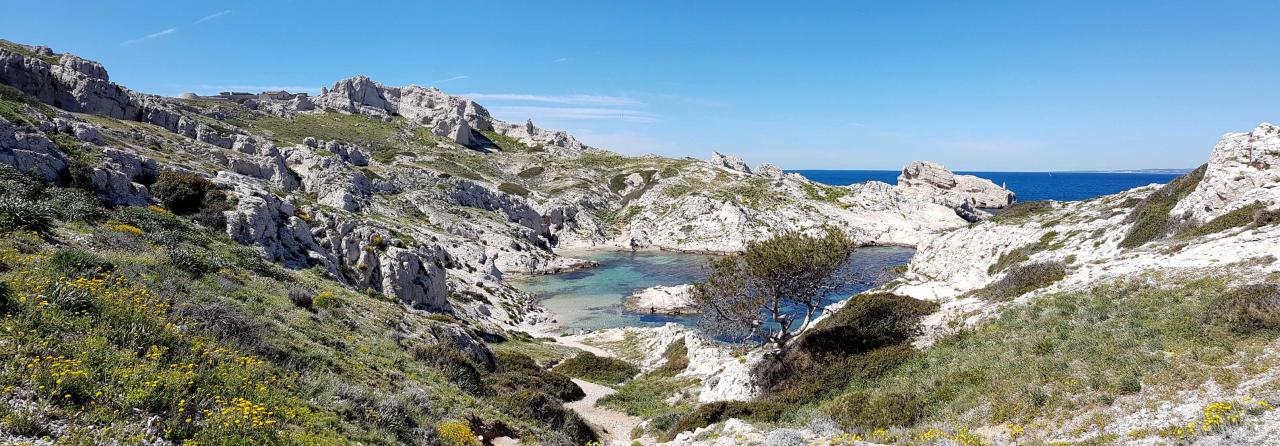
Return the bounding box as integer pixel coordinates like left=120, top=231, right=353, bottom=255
left=546, top=335, right=649, bottom=444
left=565, top=378, right=645, bottom=444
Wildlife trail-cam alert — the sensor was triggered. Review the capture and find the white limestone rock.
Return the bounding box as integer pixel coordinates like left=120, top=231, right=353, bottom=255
left=315, top=76, right=492, bottom=147
left=1171, top=122, right=1280, bottom=225
left=623, top=284, right=698, bottom=315
left=897, top=160, right=1015, bottom=209
left=711, top=150, right=751, bottom=174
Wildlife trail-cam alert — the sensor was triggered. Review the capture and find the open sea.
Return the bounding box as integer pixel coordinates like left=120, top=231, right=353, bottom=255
left=790, top=170, right=1184, bottom=202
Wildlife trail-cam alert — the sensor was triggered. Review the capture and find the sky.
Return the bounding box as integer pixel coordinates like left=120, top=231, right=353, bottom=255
left=3, top=1, right=1278, bottom=171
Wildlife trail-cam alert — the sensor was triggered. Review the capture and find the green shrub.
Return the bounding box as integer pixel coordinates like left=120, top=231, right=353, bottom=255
left=1119, top=164, right=1206, bottom=248
left=496, top=390, right=596, bottom=444
left=516, top=166, right=544, bottom=178
left=654, top=339, right=689, bottom=376
left=801, top=293, right=939, bottom=357
left=1207, top=283, right=1280, bottom=334
left=762, top=344, right=916, bottom=407
left=1180, top=202, right=1268, bottom=238
left=552, top=352, right=639, bottom=385
left=661, top=401, right=785, bottom=441
left=0, top=195, right=53, bottom=232
left=988, top=201, right=1054, bottom=224
left=166, top=245, right=217, bottom=276
left=826, top=390, right=926, bottom=430
left=411, top=344, right=486, bottom=395
left=48, top=247, right=114, bottom=277
left=287, top=287, right=313, bottom=309
left=977, top=261, right=1067, bottom=301
left=487, top=351, right=584, bottom=402
left=497, top=182, right=529, bottom=197
left=598, top=375, right=696, bottom=418
left=152, top=171, right=216, bottom=215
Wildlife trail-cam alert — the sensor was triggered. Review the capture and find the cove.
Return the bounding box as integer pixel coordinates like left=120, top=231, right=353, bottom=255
left=511, top=247, right=915, bottom=332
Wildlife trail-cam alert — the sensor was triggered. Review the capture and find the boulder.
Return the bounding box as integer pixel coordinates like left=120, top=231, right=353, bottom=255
left=623, top=284, right=698, bottom=315
left=755, top=163, right=784, bottom=179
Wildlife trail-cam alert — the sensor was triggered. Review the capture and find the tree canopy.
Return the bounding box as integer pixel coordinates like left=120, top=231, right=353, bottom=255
left=692, top=227, right=856, bottom=350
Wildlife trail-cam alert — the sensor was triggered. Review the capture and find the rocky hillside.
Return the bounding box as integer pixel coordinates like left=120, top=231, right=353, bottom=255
left=0, top=39, right=1011, bottom=332
left=0, top=38, right=1027, bottom=445
left=616, top=123, right=1280, bottom=445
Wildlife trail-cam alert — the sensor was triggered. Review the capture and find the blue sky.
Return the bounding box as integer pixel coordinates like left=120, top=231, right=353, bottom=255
left=3, top=1, right=1278, bottom=171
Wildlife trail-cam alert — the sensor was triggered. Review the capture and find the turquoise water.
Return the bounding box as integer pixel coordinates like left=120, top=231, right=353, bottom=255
left=511, top=247, right=914, bottom=331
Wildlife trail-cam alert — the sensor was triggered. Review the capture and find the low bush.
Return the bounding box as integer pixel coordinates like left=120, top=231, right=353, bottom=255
left=287, top=287, right=313, bottom=309
left=826, top=390, right=926, bottom=430
left=47, top=247, right=114, bottom=277
left=654, top=338, right=689, bottom=376
left=495, top=390, right=596, bottom=444
left=977, top=261, right=1067, bottom=301
left=516, top=166, right=544, bottom=178
left=1119, top=165, right=1206, bottom=248
left=487, top=351, right=583, bottom=402
left=410, top=344, right=486, bottom=395
left=1207, top=283, right=1280, bottom=334
left=436, top=420, right=481, bottom=446
left=166, top=245, right=218, bottom=276
left=761, top=344, right=916, bottom=407
left=497, top=182, right=529, bottom=197
left=1180, top=202, right=1274, bottom=238
left=552, top=352, right=639, bottom=385
left=0, top=195, right=53, bottom=232
left=800, top=293, right=939, bottom=357
left=152, top=171, right=215, bottom=214
left=988, top=201, right=1054, bottom=225
left=661, top=401, right=786, bottom=441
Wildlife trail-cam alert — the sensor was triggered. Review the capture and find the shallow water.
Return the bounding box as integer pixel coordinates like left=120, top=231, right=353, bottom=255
left=511, top=247, right=914, bottom=332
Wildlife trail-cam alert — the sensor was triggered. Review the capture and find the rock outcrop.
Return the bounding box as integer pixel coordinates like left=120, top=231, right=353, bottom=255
left=1170, top=122, right=1280, bottom=225
left=896, top=160, right=1015, bottom=209
left=710, top=151, right=751, bottom=173
left=315, top=76, right=492, bottom=147
left=623, top=284, right=698, bottom=315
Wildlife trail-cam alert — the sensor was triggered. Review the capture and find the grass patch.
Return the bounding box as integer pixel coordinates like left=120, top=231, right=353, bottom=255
left=975, top=260, right=1067, bottom=301
left=234, top=111, right=427, bottom=163
left=818, top=278, right=1280, bottom=430
left=988, top=201, right=1054, bottom=225
left=801, top=182, right=850, bottom=203
left=1179, top=202, right=1271, bottom=238
left=479, top=130, right=542, bottom=153
left=1119, top=164, right=1206, bottom=248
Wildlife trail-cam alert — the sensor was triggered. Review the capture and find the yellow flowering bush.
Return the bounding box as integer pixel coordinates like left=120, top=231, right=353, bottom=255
left=437, top=420, right=481, bottom=446
left=105, top=220, right=144, bottom=236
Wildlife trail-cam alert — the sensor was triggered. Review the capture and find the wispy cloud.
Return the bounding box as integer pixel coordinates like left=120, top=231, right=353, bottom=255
left=433, top=75, right=469, bottom=84
left=122, top=28, right=176, bottom=46
left=463, top=93, right=643, bottom=107
left=122, top=10, right=232, bottom=46
left=173, top=84, right=321, bottom=94
left=489, top=106, right=659, bottom=123
left=552, top=57, right=568, bottom=63
left=195, top=10, right=232, bottom=24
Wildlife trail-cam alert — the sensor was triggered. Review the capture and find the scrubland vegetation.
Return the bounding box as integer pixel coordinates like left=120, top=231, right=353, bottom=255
left=0, top=165, right=596, bottom=445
